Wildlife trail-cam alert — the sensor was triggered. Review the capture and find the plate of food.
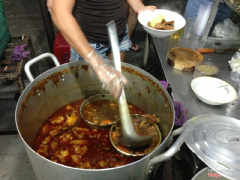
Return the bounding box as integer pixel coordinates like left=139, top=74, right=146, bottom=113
left=138, top=9, right=186, bottom=38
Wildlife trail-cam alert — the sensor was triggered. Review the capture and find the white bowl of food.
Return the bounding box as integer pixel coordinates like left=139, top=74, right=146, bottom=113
left=191, top=77, right=237, bottom=105
left=138, top=9, right=186, bottom=38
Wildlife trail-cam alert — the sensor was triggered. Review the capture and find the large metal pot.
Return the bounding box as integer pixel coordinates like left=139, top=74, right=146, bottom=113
left=15, top=53, right=174, bottom=180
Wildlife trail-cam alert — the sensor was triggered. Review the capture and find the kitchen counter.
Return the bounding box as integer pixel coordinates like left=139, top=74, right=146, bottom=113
left=151, top=35, right=240, bottom=119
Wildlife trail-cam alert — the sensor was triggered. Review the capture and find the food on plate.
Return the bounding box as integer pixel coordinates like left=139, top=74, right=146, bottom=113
left=148, top=15, right=165, bottom=28
left=110, top=114, right=161, bottom=157
left=33, top=98, right=158, bottom=169
left=147, top=15, right=175, bottom=30
left=167, top=47, right=204, bottom=71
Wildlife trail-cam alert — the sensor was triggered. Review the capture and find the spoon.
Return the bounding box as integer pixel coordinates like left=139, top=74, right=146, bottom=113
left=107, top=20, right=153, bottom=147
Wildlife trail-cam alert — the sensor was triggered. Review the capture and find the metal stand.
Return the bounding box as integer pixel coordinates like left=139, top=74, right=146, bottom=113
left=142, top=33, right=151, bottom=68
left=0, top=35, right=37, bottom=93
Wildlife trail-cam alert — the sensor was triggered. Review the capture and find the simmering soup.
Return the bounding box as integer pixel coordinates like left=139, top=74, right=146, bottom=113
left=33, top=99, right=144, bottom=169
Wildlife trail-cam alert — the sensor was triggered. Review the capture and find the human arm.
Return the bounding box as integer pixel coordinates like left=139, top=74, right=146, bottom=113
left=49, top=0, right=127, bottom=99
left=51, top=0, right=94, bottom=60
left=126, top=0, right=156, bottom=14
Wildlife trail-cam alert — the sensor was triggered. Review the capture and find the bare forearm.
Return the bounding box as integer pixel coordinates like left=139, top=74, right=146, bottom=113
left=127, top=0, right=144, bottom=13
left=51, top=0, right=95, bottom=60
left=127, top=0, right=156, bottom=14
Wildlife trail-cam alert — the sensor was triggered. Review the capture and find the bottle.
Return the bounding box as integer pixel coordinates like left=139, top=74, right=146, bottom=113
left=170, top=28, right=184, bottom=39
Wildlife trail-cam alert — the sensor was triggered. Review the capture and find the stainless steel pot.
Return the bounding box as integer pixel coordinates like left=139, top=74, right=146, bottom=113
left=15, top=53, right=174, bottom=180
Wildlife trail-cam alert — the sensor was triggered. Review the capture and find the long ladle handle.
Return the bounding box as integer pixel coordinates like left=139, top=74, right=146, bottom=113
left=107, top=21, right=136, bottom=137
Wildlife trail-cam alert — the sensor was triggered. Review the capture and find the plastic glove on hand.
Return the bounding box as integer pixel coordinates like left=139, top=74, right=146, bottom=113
left=96, top=63, right=127, bottom=99
left=85, top=51, right=127, bottom=99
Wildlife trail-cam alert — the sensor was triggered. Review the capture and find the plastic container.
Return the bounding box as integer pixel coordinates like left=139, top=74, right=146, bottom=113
left=193, top=61, right=219, bottom=78
left=230, top=71, right=240, bottom=82
left=194, top=2, right=213, bottom=36
left=183, top=17, right=198, bottom=39
left=53, top=31, right=70, bottom=64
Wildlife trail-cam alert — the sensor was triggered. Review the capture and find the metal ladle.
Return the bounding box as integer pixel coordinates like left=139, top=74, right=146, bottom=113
left=107, top=21, right=153, bottom=147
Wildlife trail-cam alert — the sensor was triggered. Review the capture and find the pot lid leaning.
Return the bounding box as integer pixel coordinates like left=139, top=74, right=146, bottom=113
left=185, top=114, right=240, bottom=180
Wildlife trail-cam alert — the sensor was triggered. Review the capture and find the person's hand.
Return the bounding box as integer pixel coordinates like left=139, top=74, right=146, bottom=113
left=46, top=0, right=52, bottom=14
left=85, top=51, right=127, bottom=100
left=95, top=63, right=127, bottom=99
left=137, top=6, right=156, bottom=14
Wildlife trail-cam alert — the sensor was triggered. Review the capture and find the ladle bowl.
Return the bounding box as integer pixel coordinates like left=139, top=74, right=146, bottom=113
left=109, top=114, right=162, bottom=158
left=80, top=94, right=118, bottom=128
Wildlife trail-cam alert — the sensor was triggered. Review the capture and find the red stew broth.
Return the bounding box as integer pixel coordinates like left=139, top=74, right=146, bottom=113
left=33, top=99, right=144, bottom=169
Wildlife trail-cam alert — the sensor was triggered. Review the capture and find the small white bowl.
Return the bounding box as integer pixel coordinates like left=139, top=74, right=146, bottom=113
left=138, top=9, right=186, bottom=38
left=191, top=77, right=237, bottom=105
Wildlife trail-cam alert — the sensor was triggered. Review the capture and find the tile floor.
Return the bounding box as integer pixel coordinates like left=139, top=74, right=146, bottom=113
left=0, top=135, right=35, bottom=180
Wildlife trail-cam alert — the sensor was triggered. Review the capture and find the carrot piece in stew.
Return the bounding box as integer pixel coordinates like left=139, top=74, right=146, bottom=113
left=116, top=145, right=131, bottom=154
left=111, top=132, right=117, bottom=142
left=100, top=120, right=113, bottom=124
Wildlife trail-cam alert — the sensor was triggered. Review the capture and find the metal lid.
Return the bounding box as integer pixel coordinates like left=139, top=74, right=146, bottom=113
left=185, top=114, right=240, bottom=180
